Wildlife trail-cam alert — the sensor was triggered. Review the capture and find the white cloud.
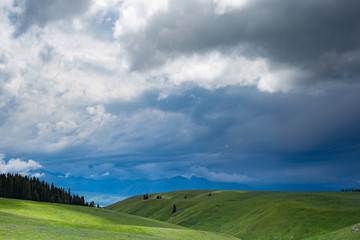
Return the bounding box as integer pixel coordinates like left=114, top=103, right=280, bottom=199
left=258, top=67, right=308, bottom=93
left=59, top=172, right=71, bottom=178
left=0, top=0, right=352, bottom=159
left=150, top=51, right=303, bottom=95
left=88, top=0, right=123, bottom=15
left=32, top=172, right=45, bottom=178
left=0, top=0, right=301, bottom=158
left=187, top=166, right=254, bottom=183
left=113, top=0, right=168, bottom=37
left=213, top=0, right=250, bottom=14
left=152, top=52, right=267, bottom=90
left=0, top=154, right=43, bottom=176
left=87, top=105, right=115, bottom=124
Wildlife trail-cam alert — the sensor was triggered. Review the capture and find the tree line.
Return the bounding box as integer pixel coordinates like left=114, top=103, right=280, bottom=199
left=341, top=188, right=360, bottom=192
left=0, top=173, right=96, bottom=207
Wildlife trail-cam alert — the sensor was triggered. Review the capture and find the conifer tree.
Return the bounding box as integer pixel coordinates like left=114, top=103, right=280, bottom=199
left=172, top=204, right=177, bottom=214
left=0, top=173, right=94, bottom=207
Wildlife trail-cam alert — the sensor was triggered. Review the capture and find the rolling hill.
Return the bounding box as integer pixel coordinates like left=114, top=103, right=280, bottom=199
left=305, top=224, right=360, bottom=240
left=0, top=197, right=238, bottom=240
left=107, top=190, right=360, bottom=240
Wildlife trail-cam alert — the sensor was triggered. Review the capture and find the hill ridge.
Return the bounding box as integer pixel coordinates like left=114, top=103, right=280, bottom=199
left=107, top=189, right=360, bottom=240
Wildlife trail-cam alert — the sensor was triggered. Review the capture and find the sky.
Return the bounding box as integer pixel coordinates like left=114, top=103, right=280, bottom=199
left=1, top=0, right=360, bottom=205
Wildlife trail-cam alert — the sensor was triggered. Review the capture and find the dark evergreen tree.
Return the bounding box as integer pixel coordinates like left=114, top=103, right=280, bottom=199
left=6, top=173, right=14, bottom=198
left=0, top=174, right=6, bottom=197
left=23, top=177, right=30, bottom=200
left=50, top=183, right=55, bottom=202
left=172, top=204, right=177, bottom=214
left=68, top=188, right=72, bottom=204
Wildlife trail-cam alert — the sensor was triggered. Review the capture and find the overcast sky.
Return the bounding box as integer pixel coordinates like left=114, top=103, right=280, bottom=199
left=1, top=0, right=360, bottom=200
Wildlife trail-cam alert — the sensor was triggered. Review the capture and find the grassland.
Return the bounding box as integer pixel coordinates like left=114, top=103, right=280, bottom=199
left=107, top=190, right=360, bottom=240
left=305, top=224, right=360, bottom=240
left=0, top=197, right=238, bottom=240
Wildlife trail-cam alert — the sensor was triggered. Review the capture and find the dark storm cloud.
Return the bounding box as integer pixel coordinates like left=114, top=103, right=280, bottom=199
left=103, top=84, right=360, bottom=159
left=120, top=0, right=360, bottom=83
left=10, top=0, right=91, bottom=36
left=34, top=84, right=360, bottom=186
left=155, top=85, right=360, bottom=185
left=2, top=0, right=360, bottom=190
left=177, top=85, right=360, bottom=155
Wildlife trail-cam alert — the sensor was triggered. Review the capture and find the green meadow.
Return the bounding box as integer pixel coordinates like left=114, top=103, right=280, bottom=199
left=2, top=190, right=360, bottom=239
left=0, top=197, right=237, bottom=240
left=304, top=224, right=360, bottom=240
left=108, top=190, right=360, bottom=240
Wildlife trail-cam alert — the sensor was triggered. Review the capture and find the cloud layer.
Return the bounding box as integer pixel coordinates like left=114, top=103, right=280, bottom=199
left=0, top=154, right=43, bottom=177
left=11, top=0, right=91, bottom=36
left=0, top=0, right=359, bottom=188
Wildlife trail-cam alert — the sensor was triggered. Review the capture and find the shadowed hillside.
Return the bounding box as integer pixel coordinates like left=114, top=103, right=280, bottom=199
left=107, top=190, right=360, bottom=240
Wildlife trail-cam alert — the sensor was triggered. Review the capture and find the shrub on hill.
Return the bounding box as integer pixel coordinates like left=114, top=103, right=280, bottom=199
left=341, top=188, right=360, bottom=192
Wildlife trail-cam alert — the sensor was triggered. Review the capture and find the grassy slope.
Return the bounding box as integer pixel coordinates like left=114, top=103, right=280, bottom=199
left=0, top=197, right=238, bottom=240
left=305, top=224, right=360, bottom=240
left=107, top=190, right=360, bottom=240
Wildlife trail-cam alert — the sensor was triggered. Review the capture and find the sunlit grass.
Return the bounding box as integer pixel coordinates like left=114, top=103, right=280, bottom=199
left=0, top=197, right=238, bottom=240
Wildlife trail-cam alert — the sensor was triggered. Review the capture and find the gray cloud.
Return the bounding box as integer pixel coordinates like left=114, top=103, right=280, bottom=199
left=116, top=0, right=360, bottom=85
left=187, top=85, right=360, bottom=154
left=1, top=0, right=360, bottom=189
left=10, top=0, right=91, bottom=36
left=41, top=84, right=360, bottom=176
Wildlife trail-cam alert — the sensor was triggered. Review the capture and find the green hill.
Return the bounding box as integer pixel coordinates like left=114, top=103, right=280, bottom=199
left=0, top=197, right=238, bottom=240
left=107, top=190, right=360, bottom=240
left=305, top=223, right=360, bottom=240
